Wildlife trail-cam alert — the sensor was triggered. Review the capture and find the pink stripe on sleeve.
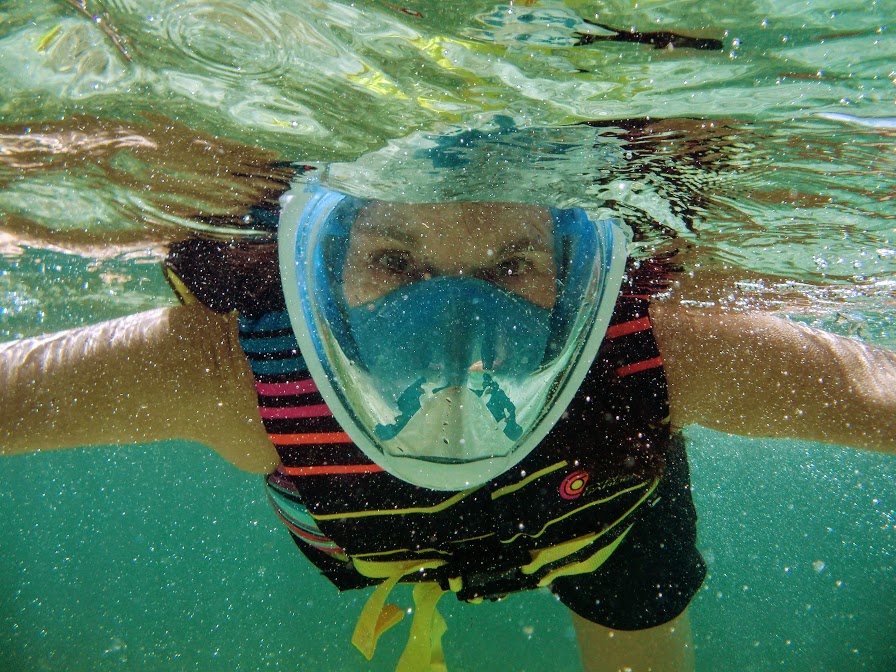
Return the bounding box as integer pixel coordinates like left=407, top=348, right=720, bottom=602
left=255, top=380, right=319, bottom=396
left=259, top=403, right=333, bottom=419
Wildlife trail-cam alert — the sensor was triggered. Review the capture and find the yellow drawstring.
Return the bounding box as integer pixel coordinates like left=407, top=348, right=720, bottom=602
left=351, top=573, right=407, bottom=661
left=351, top=559, right=449, bottom=670
left=395, top=582, right=448, bottom=672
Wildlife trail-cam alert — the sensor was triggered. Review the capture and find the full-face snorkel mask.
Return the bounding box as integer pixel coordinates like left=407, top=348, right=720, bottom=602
left=278, top=123, right=633, bottom=491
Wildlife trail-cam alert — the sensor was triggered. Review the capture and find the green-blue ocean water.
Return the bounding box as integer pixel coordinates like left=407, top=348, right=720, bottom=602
left=1, top=0, right=894, bottom=670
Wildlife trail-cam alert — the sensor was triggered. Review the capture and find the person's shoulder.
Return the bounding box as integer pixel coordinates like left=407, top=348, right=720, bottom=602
left=650, top=301, right=896, bottom=450
left=650, top=302, right=797, bottom=354
left=649, top=302, right=796, bottom=433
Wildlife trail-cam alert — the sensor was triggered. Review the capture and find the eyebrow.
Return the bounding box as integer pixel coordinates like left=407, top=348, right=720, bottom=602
left=354, top=222, right=418, bottom=246
left=354, top=213, right=554, bottom=256
left=495, top=237, right=553, bottom=259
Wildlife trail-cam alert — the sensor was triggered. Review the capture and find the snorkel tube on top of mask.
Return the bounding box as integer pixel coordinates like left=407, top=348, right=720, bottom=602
left=278, top=123, right=632, bottom=491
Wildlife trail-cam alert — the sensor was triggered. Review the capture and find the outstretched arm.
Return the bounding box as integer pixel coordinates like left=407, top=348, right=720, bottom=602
left=653, top=305, right=895, bottom=452
left=0, top=304, right=278, bottom=473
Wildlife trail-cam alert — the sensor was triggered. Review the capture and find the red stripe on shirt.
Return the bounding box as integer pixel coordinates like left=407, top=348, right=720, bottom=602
left=256, top=380, right=318, bottom=396
left=279, top=464, right=385, bottom=476
left=615, top=356, right=664, bottom=377
left=606, top=317, right=652, bottom=339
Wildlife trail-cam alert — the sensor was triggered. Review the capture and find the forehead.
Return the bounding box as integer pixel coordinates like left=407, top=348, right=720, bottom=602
left=352, top=200, right=554, bottom=245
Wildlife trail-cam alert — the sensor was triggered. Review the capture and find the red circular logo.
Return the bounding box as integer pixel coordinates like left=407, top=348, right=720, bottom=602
left=559, top=470, right=589, bottom=500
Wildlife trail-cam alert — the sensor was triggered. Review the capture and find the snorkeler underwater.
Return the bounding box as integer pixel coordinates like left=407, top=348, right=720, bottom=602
left=1, top=2, right=895, bottom=671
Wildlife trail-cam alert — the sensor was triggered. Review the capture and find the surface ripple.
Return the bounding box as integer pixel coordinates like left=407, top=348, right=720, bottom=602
left=165, top=0, right=288, bottom=78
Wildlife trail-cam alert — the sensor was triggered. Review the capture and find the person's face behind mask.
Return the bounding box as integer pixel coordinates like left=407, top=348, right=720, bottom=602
left=342, top=201, right=557, bottom=310
left=340, top=201, right=560, bottom=466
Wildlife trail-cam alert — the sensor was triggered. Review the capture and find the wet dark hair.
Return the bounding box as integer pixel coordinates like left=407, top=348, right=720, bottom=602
left=165, top=237, right=282, bottom=319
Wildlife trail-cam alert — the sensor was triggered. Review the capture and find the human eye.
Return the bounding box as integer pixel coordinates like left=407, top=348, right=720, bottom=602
left=371, top=249, right=420, bottom=279
left=477, top=249, right=556, bottom=308
left=493, top=255, right=533, bottom=278
left=478, top=255, right=533, bottom=284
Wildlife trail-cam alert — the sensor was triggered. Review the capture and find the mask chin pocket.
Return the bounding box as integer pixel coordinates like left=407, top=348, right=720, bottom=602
left=380, top=385, right=518, bottom=463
